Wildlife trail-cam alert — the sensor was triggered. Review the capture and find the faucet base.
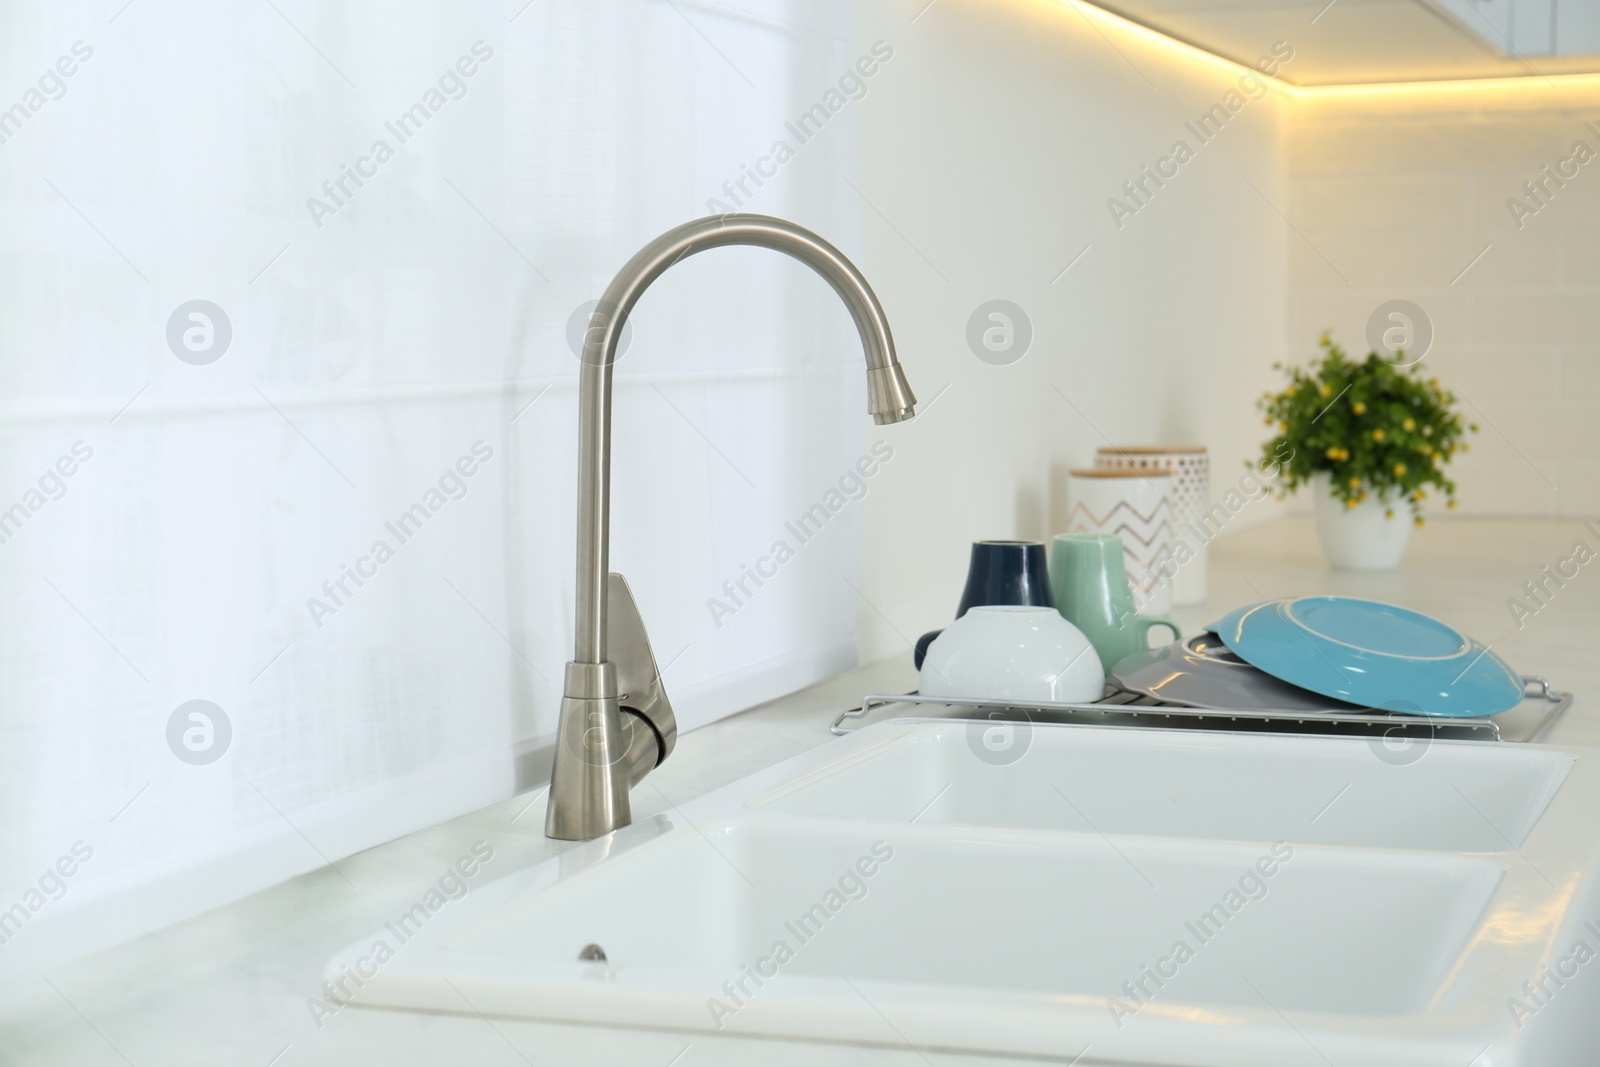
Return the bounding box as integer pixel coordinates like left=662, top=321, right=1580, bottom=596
left=545, top=691, right=634, bottom=840
left=544, top=576, right=678, bottom=840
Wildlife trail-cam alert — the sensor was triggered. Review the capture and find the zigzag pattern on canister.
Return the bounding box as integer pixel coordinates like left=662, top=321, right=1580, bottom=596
left=1094, top=446, right=1210, bottom=605
left=1065, top=466, right=1177, bottom=613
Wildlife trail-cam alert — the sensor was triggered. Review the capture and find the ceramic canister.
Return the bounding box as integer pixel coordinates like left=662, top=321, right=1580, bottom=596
left=1096, top=446, right=1209, bottom=605
left=1064, top=468, right=1177, bottom=615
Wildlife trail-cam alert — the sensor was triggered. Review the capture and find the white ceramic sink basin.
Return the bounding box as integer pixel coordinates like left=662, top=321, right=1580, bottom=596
left=756, top=721, right=1573, bottom=852
left=335, top=719, right=1600, bottom=1065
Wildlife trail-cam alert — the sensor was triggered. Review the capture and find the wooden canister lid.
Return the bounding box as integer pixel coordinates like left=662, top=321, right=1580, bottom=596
left=1068, top=468, right=1172, bottom=478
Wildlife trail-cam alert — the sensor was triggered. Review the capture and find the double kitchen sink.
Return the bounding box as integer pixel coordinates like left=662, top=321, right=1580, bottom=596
left=330, top=717, right=1600, bottom=1065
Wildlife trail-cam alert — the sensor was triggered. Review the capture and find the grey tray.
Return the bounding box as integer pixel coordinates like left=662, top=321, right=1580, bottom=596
left=830, top=676, right=1572, bottom=744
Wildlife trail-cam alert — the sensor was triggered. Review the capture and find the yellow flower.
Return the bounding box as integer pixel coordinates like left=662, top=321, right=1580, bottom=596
left=1352, top=401, right=1367, bottom=416
left=1422, top=425, right=1434, bottom=437
left=1414, top=515, right=1426, bottom=527
left=1393, top=463, right=1406, bottom=476
left=1372, top=428, right=1386, bottom=441
left=1448, top=499, right=1458, bottom=510
left=1325, top=446, right=1341, bottom=460
left=1348, top=476, right=1361, bottom=488
left=1278, top=421, right=1288, bottom=432
left=1412, top=490, right=1425, bottom=501
left=1402, top=418, right=1415, bottom=432
left=1418, top=443, right=1432, bottom=455
left=1319, top=383, right=1332, bottom=398
left=1345, top=498, right=1358, bottom=510
left=1285, top=385, right=1297, bottom=397
left=1385, top=508, right=1395, bottom=519
left=1319, top=331, right=1331, bottom=346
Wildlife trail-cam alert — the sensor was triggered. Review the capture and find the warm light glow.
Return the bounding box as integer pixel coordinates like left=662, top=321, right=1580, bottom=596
left=1047, top=0, right=1600, bottom=99
left=1049, top=0, right=1269, bottom=85
left=1422, top=875, right=1579, bottom=1013
left=1298, top=70, right=1600, bottom=98
left=1051, top=993, right=1249, bottom=1026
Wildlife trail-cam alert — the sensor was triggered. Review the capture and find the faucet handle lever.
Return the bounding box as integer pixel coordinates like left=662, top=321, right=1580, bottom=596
left=607, top=573, right=678, bottom=769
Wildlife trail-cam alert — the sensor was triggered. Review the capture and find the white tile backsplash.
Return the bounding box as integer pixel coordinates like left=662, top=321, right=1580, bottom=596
left=1289, top=88, right=1600, bottom=517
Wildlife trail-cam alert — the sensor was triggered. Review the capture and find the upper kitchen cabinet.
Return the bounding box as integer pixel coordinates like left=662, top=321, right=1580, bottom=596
left=1433, top=0, right=1600, bottom=56
left=1092, top=0, right=1600, bottom=84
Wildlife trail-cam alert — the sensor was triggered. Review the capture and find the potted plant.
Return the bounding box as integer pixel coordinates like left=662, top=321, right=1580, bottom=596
left=1255, top=333, right=1477, bottom=570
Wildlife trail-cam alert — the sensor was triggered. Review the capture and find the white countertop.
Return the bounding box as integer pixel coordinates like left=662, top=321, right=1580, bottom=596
left=6, top=517, right=1598, bottom=1067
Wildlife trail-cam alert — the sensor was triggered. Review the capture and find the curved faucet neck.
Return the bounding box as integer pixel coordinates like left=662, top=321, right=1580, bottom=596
left=571, top=213, right=914, bottom=664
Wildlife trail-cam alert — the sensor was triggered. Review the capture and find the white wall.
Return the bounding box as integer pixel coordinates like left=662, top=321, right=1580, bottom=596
left=1286, top=81, right=1600, bottom=517
left=0, top=0, right=892, bottom=977
left=851, top=0, right=1292, bottom=662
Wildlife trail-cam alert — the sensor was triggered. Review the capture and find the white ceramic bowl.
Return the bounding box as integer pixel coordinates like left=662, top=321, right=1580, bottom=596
left=919, top=605, right=1105, bottom=704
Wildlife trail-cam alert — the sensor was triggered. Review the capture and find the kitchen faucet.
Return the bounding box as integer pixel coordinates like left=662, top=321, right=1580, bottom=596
left=545, top=213, right=918, bottom=840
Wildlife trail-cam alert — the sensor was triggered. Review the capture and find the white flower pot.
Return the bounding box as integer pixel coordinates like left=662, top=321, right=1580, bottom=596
left=1310, top=471, right=1412, bottom=570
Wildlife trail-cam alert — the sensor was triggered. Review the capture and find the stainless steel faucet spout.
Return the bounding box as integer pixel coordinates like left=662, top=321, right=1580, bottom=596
left=546, top=213, right=917, bottom=841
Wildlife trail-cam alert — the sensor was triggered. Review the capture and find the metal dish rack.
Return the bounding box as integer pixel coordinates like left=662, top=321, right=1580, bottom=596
left=830, top=676, right=1573, bottom=744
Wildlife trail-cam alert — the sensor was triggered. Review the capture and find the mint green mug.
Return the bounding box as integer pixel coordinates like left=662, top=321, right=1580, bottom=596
left=1049, top=533, right=1181, bottom=674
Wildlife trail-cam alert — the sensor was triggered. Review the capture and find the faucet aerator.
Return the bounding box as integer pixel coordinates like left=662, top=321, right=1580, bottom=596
left=873, top=407, right=915, bottom=425
left=866, top=362, right=918, bottom=425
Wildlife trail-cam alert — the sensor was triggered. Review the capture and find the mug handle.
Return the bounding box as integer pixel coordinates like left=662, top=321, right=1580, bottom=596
left=913, top=629, right=943, bottom=670
left=1134, top=615, right=1181, bottom=649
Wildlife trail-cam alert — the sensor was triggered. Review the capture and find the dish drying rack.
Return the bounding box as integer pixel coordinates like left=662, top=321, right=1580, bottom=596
left=830, top=676, right=1573, bottom=744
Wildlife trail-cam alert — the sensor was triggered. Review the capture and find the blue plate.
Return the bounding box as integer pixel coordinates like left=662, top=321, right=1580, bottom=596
left=1208, top=597, right=1524, bottom=718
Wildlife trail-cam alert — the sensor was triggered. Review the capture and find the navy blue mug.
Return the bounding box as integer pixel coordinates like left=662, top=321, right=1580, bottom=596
left=914, top=540, right=1056, bottom=669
